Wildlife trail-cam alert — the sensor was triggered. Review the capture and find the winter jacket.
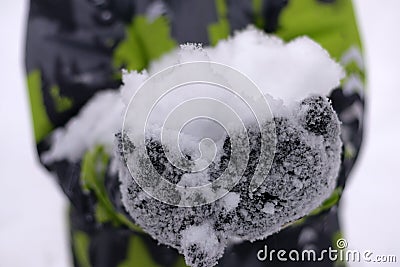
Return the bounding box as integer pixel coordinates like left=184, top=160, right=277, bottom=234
left=25, top=0, right=365, bottom=266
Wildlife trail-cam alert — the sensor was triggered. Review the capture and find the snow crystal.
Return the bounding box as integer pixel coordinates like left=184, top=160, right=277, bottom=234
left=262, top=202, right=275, bottom=214
left=219, top=192, right=241, bottom=212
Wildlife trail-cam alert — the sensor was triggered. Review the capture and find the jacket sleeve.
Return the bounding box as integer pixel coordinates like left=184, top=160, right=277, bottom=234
left=24, top=0, right=132, bottom=214
left=276, top=0, right=366, bottom=192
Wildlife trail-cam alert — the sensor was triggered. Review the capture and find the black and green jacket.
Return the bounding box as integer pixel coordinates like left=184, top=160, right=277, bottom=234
left=25, top=0, right=365, bottom=266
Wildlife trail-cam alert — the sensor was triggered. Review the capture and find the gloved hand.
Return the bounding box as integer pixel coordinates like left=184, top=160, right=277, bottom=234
left=117, top=95, right=341, bottom=267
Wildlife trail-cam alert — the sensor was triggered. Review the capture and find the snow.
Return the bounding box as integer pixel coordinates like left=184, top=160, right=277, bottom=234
left=1, top=1, right=400, bottom=267
left=178, top=172, right=211, bottom=187
left=206, top=30, right=345, bottom=102
left=340, top=1, right=400, bottom=265
left=262, top=202, right=275, bottom=214
left=41, top=91, right=124, bottom=163
left=180, top=223, right=224, bottom=267
left=40, top=29, right=343, bottom=169
left=0, top=2, right=70, bottom=267
left=219, top=192, right=241, bottom=212
left=150, top=28, right=344, bottom=104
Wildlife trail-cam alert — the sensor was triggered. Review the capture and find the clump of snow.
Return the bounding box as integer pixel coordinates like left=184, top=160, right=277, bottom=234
left=148, top=26, right=344, bottom=103
left=180, top=223, right=224, bottom=267
left=41, top=69, right=148, bottom=164
left=262, top=202, right=275, bottom=214
left=118, top=26, right=344, bottom=144
left=41, top=27, right=344, bottom=267
left=41, top=91, right=124, bottom=163
left=219, top=192, right=241, bottom=212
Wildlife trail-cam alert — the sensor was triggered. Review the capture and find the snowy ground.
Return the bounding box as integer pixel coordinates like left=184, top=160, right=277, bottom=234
left=0, top=1, right=399, bottom=266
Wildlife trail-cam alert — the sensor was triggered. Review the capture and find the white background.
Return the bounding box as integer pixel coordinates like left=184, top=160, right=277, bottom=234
left=0, top=1, right=399, bottom=266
